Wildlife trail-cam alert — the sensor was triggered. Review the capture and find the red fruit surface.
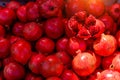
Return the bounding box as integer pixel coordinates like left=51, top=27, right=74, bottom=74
left=6, top=1, right=21, bottom=11
left=99, top=13, right=116, bottom=34
left=38, top=0, right=62, bottom=18
left=0, top=8, right=16, bottom=26
left=23, top=22, right=43, bottom=41
left=40, top=55, right=64, bottom=78
left=28, top=53, right=45, bottom=74
left=12, top=22, right=24, bottom=37
left=35, top=37, right=55, bottom=55
left=67, top=37, right=86, bottom=56
left=56, top=37, right=68, bottom=51
left=55, top=51, right=71, bottom=65
left=108, top=3, right=120, bottom=21
left=0, top=37, right=10, bottom=59
left=93, top=34, right=117, bottom=56
left=65, top=0, right=86, bottom=18
left=61, top=69, right=79, bottom=80
left=66, top=11, right=105, bottom=39
left=96, top=70, right=120, bottom=80
left=3, top=56, right=15, bottom=67
left=116, top=30, right=120, bottom=47
left=17, top=6, right=27, bottom=22
left=72, top=52, right=96, bottom=76
left=4, top=62, right=25, bottom=80
left=111, top=54, right=120, bottom=72
left=0, top=25, right=5, bottom=37
left=101, top=52, right=119, bottom=69
left=25, top=73, right=42, bottom=80
left=26, top=2, right=40, bottom=21
left=11, top=40, right=32, bottom=65
left=85, top=18, right=105, bottom=38
left=86, top=0, right=105, bottom=17
left=46, top=76, right=61, bottom=80
left=88, top=68, right=102, bottom=80
left=45, top=18, right=64, bottom=39
left=9, top=35, right=23, bottom=44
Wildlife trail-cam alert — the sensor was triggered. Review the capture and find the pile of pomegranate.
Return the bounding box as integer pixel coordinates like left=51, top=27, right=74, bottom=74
left=0, top=0, right=120, bottom=80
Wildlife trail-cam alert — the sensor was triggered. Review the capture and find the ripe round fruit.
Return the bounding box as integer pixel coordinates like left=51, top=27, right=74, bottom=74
left=35, top=37, right=55, bottom=54
left=4, top=62, right=25, bottom=80
left=93, top=34, right=117, bottom=56
left=12, top=22, right=24, bottom=37
left=86, top=0, right=105, bottom=17
left=65, top=0, right=86, bottom=18
left=61, top=69, right=79, bottom=80
left=45, top=18, right=64, bottom=39
left=23, top=22, right=43, bottom=41
left=40, top=55, right=64, bottom=78
left=28, top=53, right=45, bottom=74
left=96, top=70, right=120, bottom=80
left=11, top=40, right=32, bottom=65
left=72, top=52, right=96, bottom=76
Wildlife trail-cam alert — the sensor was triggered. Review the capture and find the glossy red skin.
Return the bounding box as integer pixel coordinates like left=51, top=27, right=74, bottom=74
left=17, top=6, right=27, bottom=22
left=88, top=68, right=102, bottom=80
left=0, top=37, right=10, bottom=59
left=94, top=54, right=101, bottom=68
left=99, top=13, right=115, bottom=34
left=102, top=52, right=117, bottom=69
left=72, top=52, right=96, bottom=76
left=6, top=1, right=21, bottom=11
left=61, top=69, right=79, bottom=80
left=25, top=73, right=42, bottom=80
left=93, top=34, right=117, bottom=56
left=28, top=53, right=45, bottom=74
left=65, top=0, right=86, bottom=18
left=67, top=37, right=86, bottom=56
left=40, top=55, right=64, bottom=78
left=11, top=40, right=32, bottom=65
left=112, top=21, right=117, bottom=35
left=0, top=25, right=5, bottom=37
left=56, top=37, right=68, bottom=51
left=38, top=0, right=62, bottom=18
left=116, top=30, right=120, bottom=47
left=45, top=18, right=64, bottom=39
left=35, top=37, right=55, bottom=55
left=4, top=62, right=25, bottom=80
left=87, top=50, right=101, bottom=68
left=9, top=36, right=23, bottom=44
left=3, top=56, right=15, bottom=67
left=26, top=2, right=40, bottom=21
left=55, top=0, right=65, bottom=9
left=23, top=22, right=43, bottom=41
left=55, top=51, right=72, bottom=65
left=97, top=70, right=120, bottom=80
left=111, top=54, right=120, bottom=72
left=46, top=77, right=61, bottom=80
left=0, top=8, right=16, bottom=26
left=86, top=0, right=105, bottom=17
left=37, top=0, right=65, bottom=9
left=12, top=22, right=24, bottom=37
left=108, top=3, right=120, bottom=21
